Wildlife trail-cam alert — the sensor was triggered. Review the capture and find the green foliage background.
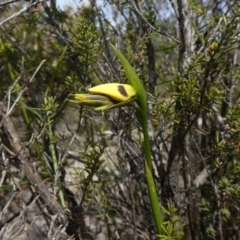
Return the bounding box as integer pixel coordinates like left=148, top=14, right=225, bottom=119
left=0, top=1, right=240, bottom=239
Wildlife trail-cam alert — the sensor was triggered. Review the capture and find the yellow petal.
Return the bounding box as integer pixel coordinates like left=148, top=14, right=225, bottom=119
left=89, top=83, right=136, bottom=102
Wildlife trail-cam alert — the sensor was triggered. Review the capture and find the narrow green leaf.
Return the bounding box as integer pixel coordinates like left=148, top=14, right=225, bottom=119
left=111, top=44, right=147, bottom=113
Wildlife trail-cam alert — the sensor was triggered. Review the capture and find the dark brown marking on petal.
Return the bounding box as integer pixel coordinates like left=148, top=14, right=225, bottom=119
left=118, top=85, right=128, bottom=97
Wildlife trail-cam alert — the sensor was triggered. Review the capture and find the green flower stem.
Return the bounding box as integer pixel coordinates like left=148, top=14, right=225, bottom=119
left=140, top=112, right=163, bottom=236
left=111, top=45, right=164, bottom=236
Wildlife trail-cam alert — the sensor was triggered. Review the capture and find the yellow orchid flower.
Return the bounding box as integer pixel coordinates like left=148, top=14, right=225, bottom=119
left=72, top=83, right=137, bottom=110
left=89, top=83, right=136, bottom=102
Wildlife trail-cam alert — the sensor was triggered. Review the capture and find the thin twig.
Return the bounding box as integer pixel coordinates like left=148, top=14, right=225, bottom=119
left=5, top=59, right=46, bottom=118
left=0, top=0, right=21, bottom=6
left=0, top=150, right=9, bottom=189
left=130, top=0, right=179, bottom=43
left=0, top=0, right=47, bottom=27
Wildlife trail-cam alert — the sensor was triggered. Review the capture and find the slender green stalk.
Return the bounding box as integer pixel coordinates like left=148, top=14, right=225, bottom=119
left=111, top=45, right=164, bottom=236
left=140, top=112, right=163, bottom=236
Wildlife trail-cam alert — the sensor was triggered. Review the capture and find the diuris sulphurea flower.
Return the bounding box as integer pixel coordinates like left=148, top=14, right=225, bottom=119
left=72, top=83, right=137, bottom=110
left=89, top=83, right=136, bottom=102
